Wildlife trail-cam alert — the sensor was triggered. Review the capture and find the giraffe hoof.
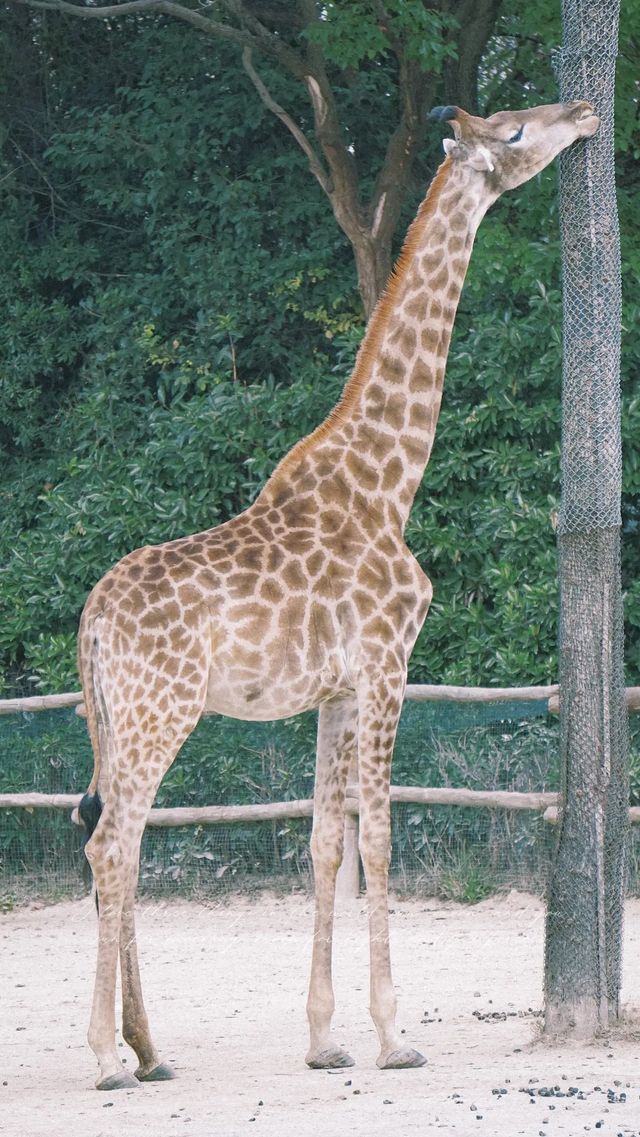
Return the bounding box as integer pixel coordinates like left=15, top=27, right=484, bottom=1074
left=377, top=1047, right=427, bottom=1070
left=306, top=1046, right=355, bottom=1069
left=135, top=1061, right=177, bottom=1082
left=97, top=1070, right=141, bottom=1091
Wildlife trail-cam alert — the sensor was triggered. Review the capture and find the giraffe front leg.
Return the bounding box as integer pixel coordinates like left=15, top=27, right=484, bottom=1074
left=306, top=695, right=357, bottom=1070
left=357, top=676, right=427, bottom=1071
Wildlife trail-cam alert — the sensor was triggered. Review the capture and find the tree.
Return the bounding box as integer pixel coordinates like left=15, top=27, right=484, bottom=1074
left=0, top=0, right=638, bottom=693
left=7, top=0, right=501, bottom=316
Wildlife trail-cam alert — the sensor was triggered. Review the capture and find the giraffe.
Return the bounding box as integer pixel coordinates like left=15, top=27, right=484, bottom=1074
left=76, top=100, right=599, bottom=1090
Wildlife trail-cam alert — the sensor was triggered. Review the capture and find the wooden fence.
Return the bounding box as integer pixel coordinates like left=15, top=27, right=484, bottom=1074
left=1, top=683, right=639, bottom=897
left=2, top=684, right=639, bottom=717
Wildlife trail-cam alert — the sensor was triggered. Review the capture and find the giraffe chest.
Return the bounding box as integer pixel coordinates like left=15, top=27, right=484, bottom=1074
left=202, top=547, right=431, bottom=722
left=202, top=637, right=352, bottom=721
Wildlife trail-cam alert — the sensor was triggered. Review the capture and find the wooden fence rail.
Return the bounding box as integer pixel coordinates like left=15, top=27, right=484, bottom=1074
left=0, top=786, right=558, bottom=819
left=0, top=692, right=84, bottom=715
left=4, top=787, right=640, bottom=831
left=2, top=681, right=639, bottom=898
left=1, top=685, right=559, bottom=716
left=2, top=685, right=639, bottom=716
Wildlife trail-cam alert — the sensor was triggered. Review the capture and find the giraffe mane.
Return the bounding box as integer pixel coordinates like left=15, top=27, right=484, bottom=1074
left=264, top=156, right=453, bottom=488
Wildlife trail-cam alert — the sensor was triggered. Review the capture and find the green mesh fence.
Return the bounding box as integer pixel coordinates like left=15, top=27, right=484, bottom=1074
left=1, top=700, right=638, bottom=906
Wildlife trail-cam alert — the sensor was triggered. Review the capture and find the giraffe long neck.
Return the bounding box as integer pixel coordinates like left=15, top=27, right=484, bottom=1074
left=263, top=157, right=492, bottom=530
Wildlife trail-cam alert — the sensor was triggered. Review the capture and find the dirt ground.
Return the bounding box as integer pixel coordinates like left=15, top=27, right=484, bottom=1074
left=3, top=892, right=640, bottom=1137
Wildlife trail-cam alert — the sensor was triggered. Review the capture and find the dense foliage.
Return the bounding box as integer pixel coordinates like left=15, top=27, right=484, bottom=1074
left=0, top=1, right=638, bottom=695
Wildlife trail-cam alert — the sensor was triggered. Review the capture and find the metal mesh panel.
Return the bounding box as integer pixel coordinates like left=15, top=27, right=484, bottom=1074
left=0, top=701, right=560, bottom=904
left=555, top=14, right=622, bottom=534
left=1, top=702, right=638, bottom=914
left=544, top=0, right=629, bottom=1036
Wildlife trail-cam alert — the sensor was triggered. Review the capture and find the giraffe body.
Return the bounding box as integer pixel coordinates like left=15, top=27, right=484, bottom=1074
left=77, top=100, right=599, bottom=1089
left=82, top=499, right=429, bottom=726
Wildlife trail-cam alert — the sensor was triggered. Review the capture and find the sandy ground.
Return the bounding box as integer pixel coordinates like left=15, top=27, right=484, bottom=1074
left=3, top=892, right=640, bottom=1137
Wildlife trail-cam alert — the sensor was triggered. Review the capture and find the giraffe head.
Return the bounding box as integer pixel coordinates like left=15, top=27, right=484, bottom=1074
left=430, top=101, right=599, bottom=194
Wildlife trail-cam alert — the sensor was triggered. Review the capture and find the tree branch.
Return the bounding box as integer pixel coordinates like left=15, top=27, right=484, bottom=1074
left=367, top=56, right=436, bottom=255
left=370, top=0, right=403, bottom=61
left=12, top=0, right=254, bottom=40
left=442, top=0, right=503, bottom=112
left=241, top=47, right=333, bottom=196
left=12, top=0, right=316, bottom=80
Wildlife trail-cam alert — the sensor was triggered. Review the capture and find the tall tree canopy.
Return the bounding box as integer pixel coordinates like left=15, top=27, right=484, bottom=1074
left=0, top=0, right=638, bottom=693
left=5, top=0, right=502, bottom=314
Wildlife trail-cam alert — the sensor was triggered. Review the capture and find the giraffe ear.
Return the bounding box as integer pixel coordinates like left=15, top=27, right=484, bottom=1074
left=443, top=137, right=466, bottom=158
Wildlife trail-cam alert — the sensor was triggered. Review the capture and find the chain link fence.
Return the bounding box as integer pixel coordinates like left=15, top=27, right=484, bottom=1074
left=1, top=698, right=638, bottom=908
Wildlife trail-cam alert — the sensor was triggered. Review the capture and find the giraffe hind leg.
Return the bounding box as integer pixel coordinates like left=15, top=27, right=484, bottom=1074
left=81, top=624, right=211, bottom=1088
left=84, top=746, right=186, bottom=1089
left=120, top=865, right=176, bottom=1082
left=84, top=799, right=144, bottom=1089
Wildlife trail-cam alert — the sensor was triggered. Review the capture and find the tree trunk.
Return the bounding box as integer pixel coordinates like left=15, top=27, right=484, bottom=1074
left=544, top=0, right=627, bottom=1038
left=443, top=0, right=503, bottom=112
left=351, top=232, right=393, bottom=320
left=545, top=530, right=628, bottom=1035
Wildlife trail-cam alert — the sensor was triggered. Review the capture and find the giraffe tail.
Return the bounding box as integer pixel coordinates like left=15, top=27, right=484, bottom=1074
left=76, top=609, right=106, bottom=896
left=78, top=789, right=103, bottom=844
left=78, top=790, right=102, bottom=904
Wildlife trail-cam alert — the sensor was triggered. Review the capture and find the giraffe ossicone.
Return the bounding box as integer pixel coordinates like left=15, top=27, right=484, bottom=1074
left=76, top=100, right=599, bottom=1089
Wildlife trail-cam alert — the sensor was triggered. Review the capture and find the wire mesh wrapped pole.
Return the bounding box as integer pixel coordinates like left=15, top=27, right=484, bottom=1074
left=544, top=0, right=628, bottom=1036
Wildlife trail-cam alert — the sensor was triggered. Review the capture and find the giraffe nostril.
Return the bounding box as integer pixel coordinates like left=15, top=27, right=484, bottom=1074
left=573, top=100, right=595, bottom=121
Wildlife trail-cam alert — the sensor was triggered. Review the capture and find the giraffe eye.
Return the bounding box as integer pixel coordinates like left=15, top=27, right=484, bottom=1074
left=506, top=126, right=524, bottom=144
